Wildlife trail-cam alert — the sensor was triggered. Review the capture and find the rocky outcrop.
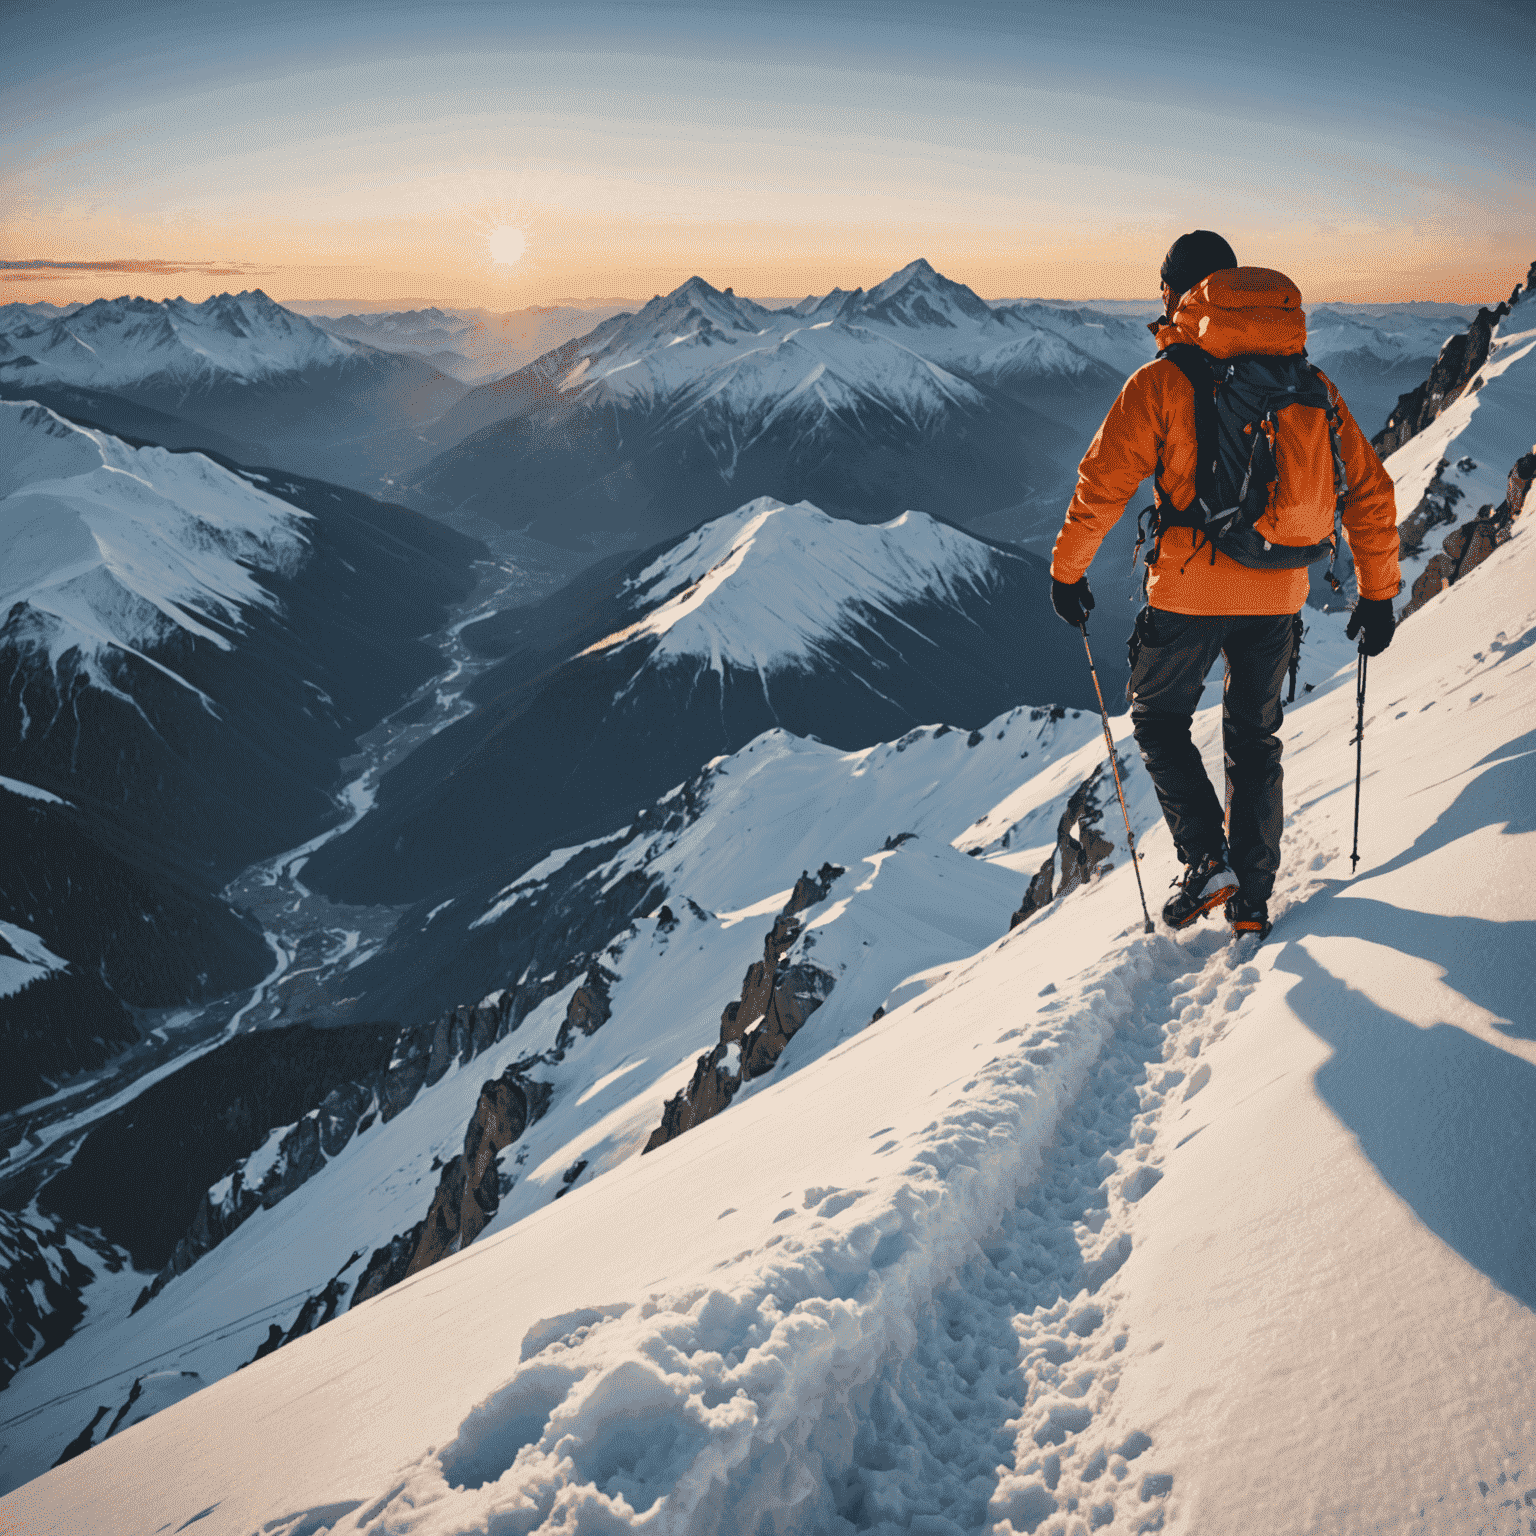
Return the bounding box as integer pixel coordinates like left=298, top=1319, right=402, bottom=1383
left=350, top=1221, right=426, bottom=1307
left=1373, top=260, right=1533, bottom=460
left=129, top=997, right=531, bottom=1313
left=401, top=1064, right=550, bottom=1278
left=1010, top=762, right=1117, bottom=928
left=1373, top=305, right=1509, bottom=459
left=346, top=966, right=623, bottom=1303
left=1508, top=448, right=1536, bottom=521
left=1401, top=447, right=1535, bottom=619
left=1396, top=459, right=1467, bottom=559
left=0, top=1210, right=124, bottom=1392
left=644, top=864, right=844, bottom=1154
left=237, top=1251, right=364, bottom=1371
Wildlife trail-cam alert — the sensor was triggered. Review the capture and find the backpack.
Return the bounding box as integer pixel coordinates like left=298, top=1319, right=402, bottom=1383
left=1144, top=343, right=1349, bottom=585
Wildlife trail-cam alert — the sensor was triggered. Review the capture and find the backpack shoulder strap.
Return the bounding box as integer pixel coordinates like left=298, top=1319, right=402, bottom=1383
left=1311, top=364, right=1351, bottom=592
left=1157, top=343, right=1222, bottom=517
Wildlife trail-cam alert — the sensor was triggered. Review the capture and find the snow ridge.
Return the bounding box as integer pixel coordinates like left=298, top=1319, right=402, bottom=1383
left=0, top=401, right=311, bottom=695
left=0, top=289, right=354, bottom=390
left=581, top=497, right=1002, bottom=679
left=549, top=266, right=1128, bottom=428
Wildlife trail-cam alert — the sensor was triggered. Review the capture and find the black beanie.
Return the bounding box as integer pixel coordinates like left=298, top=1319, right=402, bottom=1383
left=1160, top=231, right=1238, bottom=298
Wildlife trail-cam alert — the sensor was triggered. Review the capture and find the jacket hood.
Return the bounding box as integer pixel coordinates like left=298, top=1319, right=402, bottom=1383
left=1151, top=266, right=1307, bottom=358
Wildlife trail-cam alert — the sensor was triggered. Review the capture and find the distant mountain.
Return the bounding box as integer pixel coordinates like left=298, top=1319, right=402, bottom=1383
left=0, top=291, right=467, bottom=490
left=389, top=261, right=1464, bottom=567
left=391, top=261, right=1129, bottom=553
left=311, top=303, right=630, bottom=385
left=0, top=402, right=484, bottom=1108
left=1307, top=304, right=1474, bottom=437
left=299, top=496, right=1106, bottom=1023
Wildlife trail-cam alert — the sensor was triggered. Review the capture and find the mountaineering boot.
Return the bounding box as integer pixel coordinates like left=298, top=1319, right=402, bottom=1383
left=1161, top=849, right=1239, bottom=930
left=1225, top=892, right=1272, bottom=942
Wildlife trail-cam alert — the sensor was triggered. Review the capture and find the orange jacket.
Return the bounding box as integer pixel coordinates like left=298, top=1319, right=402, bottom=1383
left=1050, top=268, right=1401, bottom=615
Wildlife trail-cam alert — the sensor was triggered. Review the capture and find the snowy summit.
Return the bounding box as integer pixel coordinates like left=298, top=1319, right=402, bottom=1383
left=581, top=497, right=1000, bottom=678
left=0, top=401, right=309, bottom=686
left=0, top=290, right=354, bottom=390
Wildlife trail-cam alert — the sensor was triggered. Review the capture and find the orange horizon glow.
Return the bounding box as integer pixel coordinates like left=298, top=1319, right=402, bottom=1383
left=4, top=235, right=1527, bottom=313
left=9, top=3, right=1532, bottom=320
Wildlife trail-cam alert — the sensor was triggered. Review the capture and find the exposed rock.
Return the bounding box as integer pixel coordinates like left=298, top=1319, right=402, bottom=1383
left=402, top=1062, right=550, bottom=1279
left=54, top=1370, right=204, bottom=1467
left=230, top=1250, right=363, bottom=1372
left=1507, top=448, right=1536, bottom=521
left=644, top=863, right=844, bottom=1153
left=1373, top=303, right=1511, bottom=459
left=556, top=967, right=615, bottom=1051
left=0, top=1209, right=123, bottom=1391
left=1010, top=761, right=1117, bottom=929
left=351, top=1220, right=426, bottom=1308
left=1396, top=459, right=1465, bottom=559
left=553, top=1158, right=589, bottom=1199
left=130, top=1000, right=527, bottom=1313
left=1401, top=447, right=1535, bottom=619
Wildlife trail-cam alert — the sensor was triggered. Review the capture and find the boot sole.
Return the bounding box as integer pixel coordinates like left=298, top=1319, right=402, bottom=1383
left=1231, top=920, right=1272, bottom=941
left=1163, top=881, right=1239, bottom=930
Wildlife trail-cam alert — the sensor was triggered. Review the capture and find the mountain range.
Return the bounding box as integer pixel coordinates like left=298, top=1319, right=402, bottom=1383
left=309, top=303, right=630, bottom=384
left=0, top=291, right=467, bottom=490
left=4, top=303, right=1533, bottom=1509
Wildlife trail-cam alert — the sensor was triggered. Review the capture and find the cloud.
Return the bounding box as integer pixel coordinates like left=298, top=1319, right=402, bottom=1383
left=0, top=258, right=259, bottom=281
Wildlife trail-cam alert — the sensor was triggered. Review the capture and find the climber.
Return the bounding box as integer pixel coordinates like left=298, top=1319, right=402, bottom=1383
left=1047, top=231, right=1401, bottom=940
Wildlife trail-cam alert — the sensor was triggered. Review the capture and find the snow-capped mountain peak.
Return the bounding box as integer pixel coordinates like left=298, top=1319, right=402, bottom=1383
left=0, top=401, right=311, bottom=694
left=0, top=289, right=355, bottom=391
left=581, top=497, right=999, bottom=676
left=860, top=256, right=994, bottom=328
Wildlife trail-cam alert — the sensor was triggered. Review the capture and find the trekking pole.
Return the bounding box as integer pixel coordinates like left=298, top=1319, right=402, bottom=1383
left=1349, top=642, right=1368, bottom=873
left=1079, top=624, right=1156, bottom=934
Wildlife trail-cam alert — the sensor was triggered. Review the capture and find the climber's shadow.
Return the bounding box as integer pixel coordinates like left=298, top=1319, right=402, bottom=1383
left=1272, top=935, right=1536, bottom=1311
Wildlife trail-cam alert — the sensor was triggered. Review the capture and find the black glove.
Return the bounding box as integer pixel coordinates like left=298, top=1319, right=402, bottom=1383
left=1051, top=576, right=1095, bottom=627
left=1346, top=597, right=1395, bottom=657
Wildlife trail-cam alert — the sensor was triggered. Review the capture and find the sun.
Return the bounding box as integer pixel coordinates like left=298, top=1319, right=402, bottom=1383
left=487, top=224, right=528, bottom=267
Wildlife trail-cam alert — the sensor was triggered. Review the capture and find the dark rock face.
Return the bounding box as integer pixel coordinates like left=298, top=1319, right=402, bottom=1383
left=1507, top=448, right=1536, bottom=521
left=351, top=1221, right=426, bottom=1307
left=1400, top=448, right=1535, bottom=619
left=237, top=1251, right=364, bottom=1370
left=1372, top=304, right=1510, bottom=459
left=402, top=1068, right=541, bottom=1278
left=0, top=1210, right=124, bottom=1392
left=1010, top=762, right=1117, bottom=929
left=346, top=965, right=627, bottom=1304
left=644, top=863, right=844, bottom=1154
left=128, top=995, right=532, bottom=1310
left=1372, top=263, right=1531, bottom=460
left=1396, top=459, right=1467, bottom=559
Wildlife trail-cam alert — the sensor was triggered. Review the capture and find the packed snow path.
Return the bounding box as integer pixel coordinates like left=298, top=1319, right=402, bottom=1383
left=5, top=526, right=1535, bottom=1530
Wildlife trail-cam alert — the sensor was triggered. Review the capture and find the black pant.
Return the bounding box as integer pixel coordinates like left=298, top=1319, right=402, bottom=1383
left=1127, top=607, right=1298, bottom=903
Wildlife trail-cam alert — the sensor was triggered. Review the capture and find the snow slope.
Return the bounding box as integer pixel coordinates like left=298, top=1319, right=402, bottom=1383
left=6, top=474, right=1533, bottom=1529
left=581, top=498, right=1000, bottom=678
left=0, top=400, right=310, bottom=689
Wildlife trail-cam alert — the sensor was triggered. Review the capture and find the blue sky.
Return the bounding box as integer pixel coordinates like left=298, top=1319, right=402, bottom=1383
left=5, top=0, right=1533, bottom=305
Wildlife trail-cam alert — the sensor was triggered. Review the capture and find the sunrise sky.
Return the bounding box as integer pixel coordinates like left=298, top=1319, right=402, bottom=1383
left=6, top=0, right=1534, bottom=311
